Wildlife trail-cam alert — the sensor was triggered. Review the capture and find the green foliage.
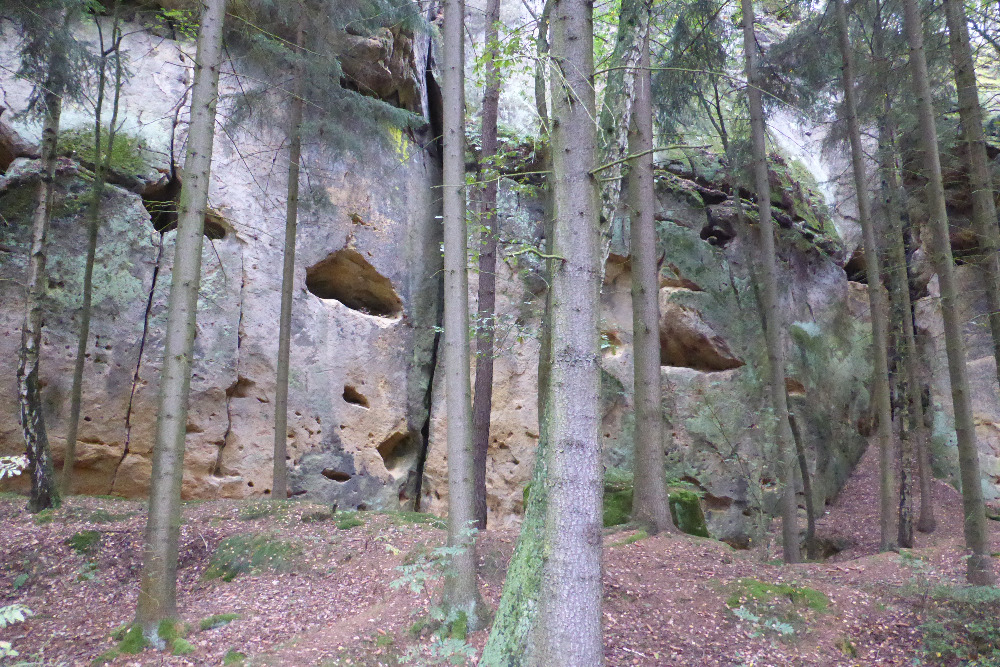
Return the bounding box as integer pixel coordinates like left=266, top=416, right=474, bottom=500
left=66, top=529, right=101, bottom=555
left=171, top=638, right=196, bottom=656
left=336, top=513, right=365, bottom=530
left=727, top=578, right=829, bottom=612
left=203, top=533, right=301, bottom=582
left=224, top=649, right=247, bottom=665
left=60, top=127, right=149, bottom=177
left=159, top=8, right=199, bottom=40
left=116, top=625, right=148, bottom=654
left=200, top=613, right=241, bottom=631
left=33, top=509, right=56, bottom=525
left=919, top=585, right=1000, bottom=665
left=669, top=490, right=710, bottom=537
left=0, top=604, right=32, bottom=660
left=238, top=500, right=287, bottom=521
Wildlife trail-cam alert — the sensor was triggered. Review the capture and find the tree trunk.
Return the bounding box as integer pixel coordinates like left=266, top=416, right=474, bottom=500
left=441, top=0, right=488, bottom=630
left=902, top=0, right=994, bottom=585
left=740, top=0, right=799, bottom=563
left=788, top=407, right=816, bottom=558
left=272, top=21, right=306, bottom=502
left=944, top=0, right=1000, bottom=393
left=19, top=85, right=63, bottom=514
left=629, top=14, right=675, bottom=535
left=471, top=0, right=502, bottom=531
left=520, top=0, right=551, bottom=134
left=64, top=9, right=124, bottom=496
left=536, top=0, right=603, bottom=661
left=135, top=0, right=226, bottom=634
left=834, top=0, right=897, bottom=552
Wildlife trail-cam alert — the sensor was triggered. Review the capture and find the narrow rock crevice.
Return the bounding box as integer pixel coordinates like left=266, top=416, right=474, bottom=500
left=412, top=299, right=442, bottom=512
left=111, top=233, right=164, bottom=493
left=214, top=249, right=246, bottom=479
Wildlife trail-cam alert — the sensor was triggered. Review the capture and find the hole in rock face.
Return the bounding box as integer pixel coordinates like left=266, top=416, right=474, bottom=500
left=322, top=469, right=352, bottom=482
left=377, top=431, right=419, bottom=474
left=343, top=385, right=370, bottom=408
left=305, top=249, right=403, bottom=318
left=844, top=248, right=867, bottom=283
left=141, top=169, right=226, bottom=239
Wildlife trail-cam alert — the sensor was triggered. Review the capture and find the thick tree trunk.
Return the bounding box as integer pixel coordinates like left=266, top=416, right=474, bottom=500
left=441, top=0, right=488, bottom=629
left=19, top=86, right=62, bottom=514
left=834, top=0, right=897, bottom=552
left=272, top=23, right=306, bottom=502
left=944, top=0, right=1000, bottom=393
left=471, top=0, right=502, bottom=531
left=629, top=17, right=675, bottom=535
left=64, top=12, right=124, bottom=496
left=135, top=0, right=226, bottom=634
left=902, top=0, right=994, bottom=585
left=536, top=0, right=603, bottom=661
left=740, top=0, right=799, bottom=563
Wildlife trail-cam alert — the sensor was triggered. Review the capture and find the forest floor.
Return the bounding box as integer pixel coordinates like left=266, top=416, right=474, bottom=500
left=2, top=445, right=999, bottom=667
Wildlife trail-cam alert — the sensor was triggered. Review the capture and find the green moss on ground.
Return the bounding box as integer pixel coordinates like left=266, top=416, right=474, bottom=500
left=727, top=577, right=829, bottom=612
left=67, top=530, right=101, bottom=555
left=199, top=613, right=241, bottom=631
left=203, top=533, right=301, bottom=582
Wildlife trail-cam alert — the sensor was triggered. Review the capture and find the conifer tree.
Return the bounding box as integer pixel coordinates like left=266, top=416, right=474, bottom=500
left=135, top=0, right=226, bottom=634
left=441, top=0, right=488, bottom=629
left=740, top=0, right=799, bottom=563
left=901, top=0, right=994, bottom=585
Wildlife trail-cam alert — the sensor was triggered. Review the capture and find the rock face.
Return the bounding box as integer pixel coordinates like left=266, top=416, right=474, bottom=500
left=0, top=22, right=443, bottom=507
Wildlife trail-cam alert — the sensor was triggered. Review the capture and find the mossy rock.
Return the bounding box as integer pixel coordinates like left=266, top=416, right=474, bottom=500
left=60, top=127, right=150, bottom=178
left=668, top=490, right=709, bottom=538
left=603, top=488, right=633, bottom=527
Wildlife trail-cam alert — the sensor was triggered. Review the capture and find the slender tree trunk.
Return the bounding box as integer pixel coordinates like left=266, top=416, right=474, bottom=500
left=834, top=0, right=897, bottom=552
left=788, top=408, right=816, bottom=557
left=902, top=0, right=994, bottom=585
left=135, top=0, right=226, bottom=634
left=441, top=0, right=488, bottom=629
left=740, top=0, right=799, bottom=563
left=272, top=22, right=306, bottom=502
left=471, top=0, right=502, bottom=531
left=537, top=0, right=603, bottom=661
left=629, top=14, right=675, bottom=535
left=944, top=0, right=1000, bottom=392
left=521, top=0, right=551, bottom=134
left=64, top=9, right=124, bottom=496
left=19, top=85, right=63, bottom=514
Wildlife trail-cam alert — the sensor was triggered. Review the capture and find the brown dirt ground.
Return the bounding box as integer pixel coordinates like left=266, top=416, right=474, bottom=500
left=1, top=443, right=997, bottom=666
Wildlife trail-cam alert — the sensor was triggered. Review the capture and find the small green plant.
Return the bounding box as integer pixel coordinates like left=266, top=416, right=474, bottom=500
left=77, top=561, right=100, bottom=582
left=726, top=578, right=829, bottom=638
left=0, top=604, right=33, bottom=659
left=238, top=500, right=286, bottom=521
left=12, top=573, right=29, bottom=589
left=223, top=649, right=247, bottom=665
left=67, top=529, right=101, bottom=555
left=203, top=534, right=300, bottom=582
left=171, top=638, right=196, bottom=656
left=919, top=585, right=1000, bottom=665
left=33, top=508, right=56, bottom=525
left=335, top=513, right=365, bottom=530
left=200, top=613, right=241, bottom=631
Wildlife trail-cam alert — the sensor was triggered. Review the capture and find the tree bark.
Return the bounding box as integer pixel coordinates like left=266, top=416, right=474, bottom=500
left=788, top=407, right=816, bottom=557
left=471, top=0, right=502, bottom=531
left=902, top=0, right=994, bottom=585
left=19, top=85, right=63, bottom=515
left=536, top=0, right=603, bottom=661
left=834, top=0, right=897, bottom=552
left=944, top=0, right=1000, bottom=394
left=629, top=14, right=675, bottom=535
left=272, top=21, right=306, bottom=502
left=135, top=0, right=226, bottom=634
left=740, top=0, right=799, bottom=563
left=64, top=9, right=124, bottom=496
left=441, top=0, right=488, bottom=629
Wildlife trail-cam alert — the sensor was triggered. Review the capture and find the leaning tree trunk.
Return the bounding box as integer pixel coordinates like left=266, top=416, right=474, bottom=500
left=536, top=0, right=603, bottom=662
left=272, top=22, right=306, bottom=501
left=629, top=12, right=675, bottom=535
left=902, top=0, right=994, bottom=585
left=944, top=0, right=1000, bottom=393
left=135, top=0, right=226, bottom=635
left=19, top=85, right=63, bottom=514
left=834, top=0, right=897, bottom=552
left=471, top=0, right=502, bottom=531
left=740, top=0, right=799, bottom=563
left=441, top=0, right=488, bottom=630
left=64, top=10, right=124, bottom=495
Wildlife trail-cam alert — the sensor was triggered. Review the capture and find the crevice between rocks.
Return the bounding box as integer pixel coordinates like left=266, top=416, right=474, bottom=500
left=214, top=249, right=247, bottom=482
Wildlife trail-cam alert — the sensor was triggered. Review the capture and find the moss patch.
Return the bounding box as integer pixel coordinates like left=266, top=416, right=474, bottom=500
left=223, top=649, right=247, bottom=665
left=669, top=490, right=710, bottom=538
left=727, top=578, right=829, bottom=612
left=60, top=127, right=150, bottom=177
left=67, top=530, right=101, bottom=555
left=199, top=613, right=241, bottom=631
left=603, top=469, right=633, bottom=527
left=203, top=533, right=300, bottom=582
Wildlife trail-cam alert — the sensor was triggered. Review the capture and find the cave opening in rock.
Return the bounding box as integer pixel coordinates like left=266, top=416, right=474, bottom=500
left=844, top=248, right=867, bottom=283
left=305, top=249, right=403, bottom=318
left=322, top=468, right=352, bottom=482
left=141, top=169, right=226, bottom=239
left=377, top=431, right=418, bottom=475
left=343, top=385, right=370, bottom=408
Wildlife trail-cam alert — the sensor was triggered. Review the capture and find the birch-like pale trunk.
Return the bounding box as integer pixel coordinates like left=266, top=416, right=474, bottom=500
left=629, top=15, right=675, bottom=534
left=833, top=0, right=897, bottom=552
left=441, top=0, right=488, bottom=629
left=135, top=0, right=226, bottom=633
left=536, top=0, right=603, bottom=661
left=943, top=0, right=1000, bottom=393
left=272, top=22, right=306, bottom=501
left=471, top=0, right=502, bottom=530
left=901, top=0, right=994, bottom=585
left=19, top=86, right=62, bottom=514
left=64, top=10, right=124, bottom=496
left=740, top=0, right=799, bottom=563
